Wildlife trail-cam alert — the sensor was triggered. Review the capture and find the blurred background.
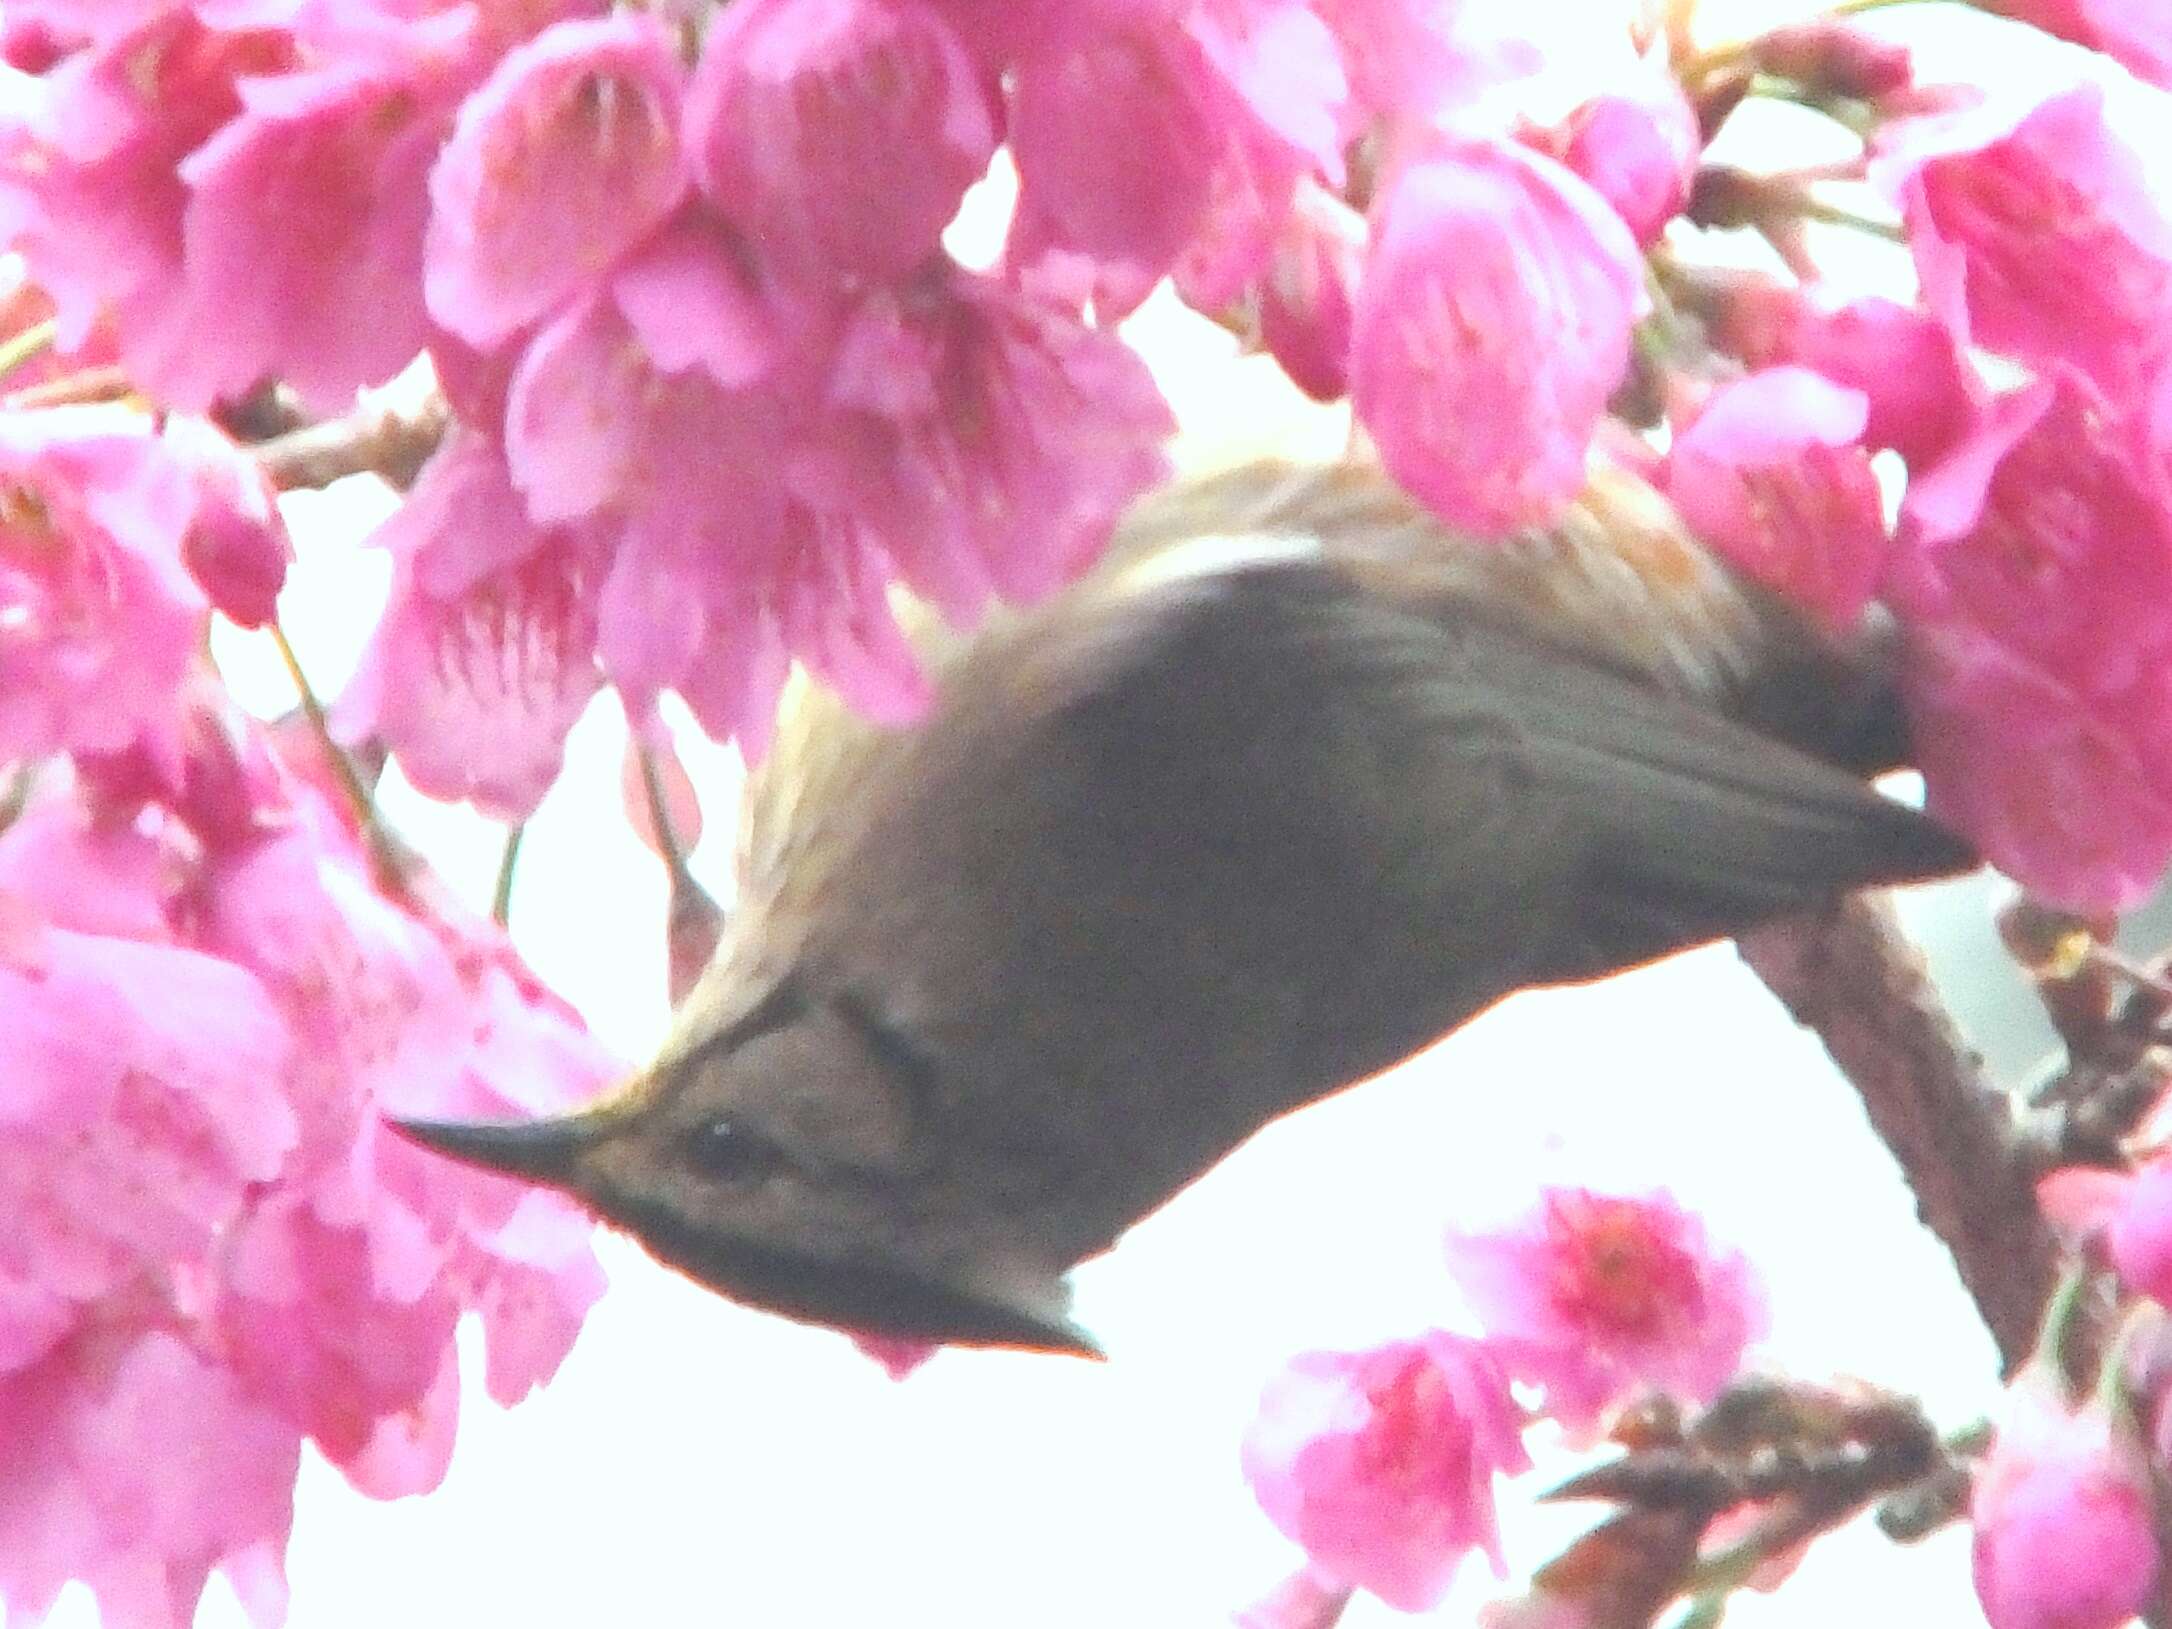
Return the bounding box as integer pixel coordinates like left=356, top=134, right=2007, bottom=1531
left=42, top=1, right=2159, bottom=1624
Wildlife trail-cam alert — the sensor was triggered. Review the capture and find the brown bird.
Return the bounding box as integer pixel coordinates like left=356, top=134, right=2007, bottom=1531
left=394, top=458, right=1972, bottom=1358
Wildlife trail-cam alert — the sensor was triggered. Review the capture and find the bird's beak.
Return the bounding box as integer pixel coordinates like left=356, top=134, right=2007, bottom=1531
left=388, top=1110, right=602, bottom=1186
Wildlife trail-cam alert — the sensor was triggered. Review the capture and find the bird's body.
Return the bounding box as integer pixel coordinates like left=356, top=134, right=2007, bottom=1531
left=398, top=458, right=1972, bottom=1356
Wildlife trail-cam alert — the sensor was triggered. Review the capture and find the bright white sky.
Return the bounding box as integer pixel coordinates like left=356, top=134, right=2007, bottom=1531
left=38, top=3, right=2151, bottom=1626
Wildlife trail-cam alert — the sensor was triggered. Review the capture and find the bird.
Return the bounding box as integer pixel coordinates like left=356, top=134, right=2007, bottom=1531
left=393, top=456, right=1974, bottom=1359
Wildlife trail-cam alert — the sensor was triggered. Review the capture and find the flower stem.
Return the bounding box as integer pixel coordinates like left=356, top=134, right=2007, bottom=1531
left=0, top=319, right=57, bottom=387
left=268, top=619, right=403, bottom=894
left=2032, top=1260, right=2093, bottom=1384
left=1782, top=192, right=1906, bottom=243
left=635, top=744, right=693, bottom=888
left=492, top=823, right=526, bottom=926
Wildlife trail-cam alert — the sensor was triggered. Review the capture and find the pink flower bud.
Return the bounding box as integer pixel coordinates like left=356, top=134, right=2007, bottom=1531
left=1972, top=1380, right=2159, bottom=1629
left=1352, top=137, right=1643, bottom=536
left=1751, top=21, right=1912, bottom=101
left=1443, top=1186, right=1767, bottom=1434
left=1557, top=69, right=1701, bottom=248
left=1242, top=1333, right=1530, bottom=1612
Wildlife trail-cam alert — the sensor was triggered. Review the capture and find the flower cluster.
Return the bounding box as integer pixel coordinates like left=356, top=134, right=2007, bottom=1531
left=0, top=397, right=612, bottom=1627
left=1240, top=1186, right=1765, bottom=1614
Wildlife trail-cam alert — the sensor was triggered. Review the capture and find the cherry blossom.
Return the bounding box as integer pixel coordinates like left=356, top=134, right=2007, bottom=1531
left=1972, top=1378, right=2160, bottom=1629
left=1242, top=1333, right=1530, bottom=1612
left=1443, top=1186, right=1767, bottom=1434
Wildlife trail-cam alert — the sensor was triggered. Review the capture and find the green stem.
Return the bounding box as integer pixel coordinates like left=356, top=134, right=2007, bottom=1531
left=2032, top=1260, right=2095, bottom=1388
left=0, top=320, right=57, bottom=387
left=269, top=620, right=402, bottom=893
left=492, top=823, right=526, bottom=926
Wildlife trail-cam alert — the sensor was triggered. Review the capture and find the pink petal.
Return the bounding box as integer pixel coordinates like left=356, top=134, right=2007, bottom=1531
left=176, top=11, right=472, bottom=413
left=1444, top=1186, right=1767, bottom=1434
left=1242, top=1334, right=1529, bottom=1611
left=1881, top=82, right=2172, bottom=412
left=610, top=214, right=783, bottom=385
left=0, top=14, right=298, bottom=409
left=1663, top=367, right=1888, bottom=630
left=503, top=290, right=649, bottom=523
left=1353, top=137, right=1643, bottom=535
left=341, top=536, right=601, bottom=820
left=161, top=418, right=293, bottom=628
left=425, top=12, right=688, bottom=345
left=1973, top=1380, right=2159, bottom=1629
left=687, top=0, right=998, bottom=284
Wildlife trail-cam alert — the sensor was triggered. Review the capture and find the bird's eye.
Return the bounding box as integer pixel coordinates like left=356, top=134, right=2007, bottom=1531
left=684, top=1118, right=786, bottom=1183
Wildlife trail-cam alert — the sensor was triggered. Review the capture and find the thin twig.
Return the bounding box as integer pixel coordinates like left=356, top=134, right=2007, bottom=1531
left=256, top=390, right=450, bottom=491
left=1738, top=897, right=2059, bottom=1372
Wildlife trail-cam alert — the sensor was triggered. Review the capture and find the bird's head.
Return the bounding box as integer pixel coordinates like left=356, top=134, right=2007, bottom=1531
left=391, top=971, right=1099, bottom=1360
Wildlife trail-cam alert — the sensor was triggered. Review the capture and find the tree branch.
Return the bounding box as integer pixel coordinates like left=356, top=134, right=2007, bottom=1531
left=1738, top=896, right=2057, bottom=1372
left=256, top=388, right=449, bottom=491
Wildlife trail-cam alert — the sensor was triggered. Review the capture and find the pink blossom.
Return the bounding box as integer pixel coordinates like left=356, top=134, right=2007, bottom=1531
left=1990, top=2, right=2172, bottom=89
left=1972, top=1378, right=2159, bottom=1629
left=1903, top=623, right=2172, bottom=915
left=1892, top=374, right=2172, bottom=908
left=1712, top=281, right=1979, bottom=467
left=176, top=9, right=477, bottom=413
left=0, top=1329, right=300, bottom=1629
left=0, top=903, right=295, bottom=1352
left=188, top=787, right=614, bottom=1489
left=425, top=13, right=689, bottom=346
left=1881, top=83, right=2172, bottom=412
left=161, top=417, right=293, bottom=629
left=809, top=267, right=1174, bottom=618
left=1007, top=1, right=1343, bottom=319
left=1898, top=376, right=2172, bottom=699
left=2096, top=1158, right=2172, bottom=1307
left=1444, top=1187, right=1767, bottom=1433
left=0, top=407, right=209, bottom=762
left=687, top=0, right=998, bottom=286
left=0, top=702, right=613, bottom=1614
left=1241, top=1333, right=1530, bottom=1612
left=1352, top=136, right=1644, bottom=536
left=0, top=14, right=302, bottom=408
left=1554, top=68, right=1701, bottom=248
left=1662, top=367, right=1889, bottom=630
left=336, top=432, right=600, bottom=820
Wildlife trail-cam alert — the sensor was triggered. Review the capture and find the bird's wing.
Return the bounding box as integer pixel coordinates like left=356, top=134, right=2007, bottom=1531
left=1254, top=561, right=1972, bottom=981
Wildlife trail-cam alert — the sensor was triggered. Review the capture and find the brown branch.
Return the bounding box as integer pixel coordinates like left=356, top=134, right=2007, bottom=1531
left=255, top=389, right=449, bottom=491
left=1738, top=896, right=2058, bottom=1372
